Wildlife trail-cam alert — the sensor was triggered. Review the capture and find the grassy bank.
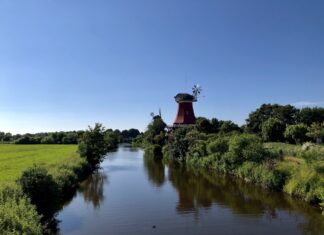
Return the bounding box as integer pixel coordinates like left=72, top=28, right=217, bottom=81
left=0, top=144, right=89, bottom=234
left=155, top=129, right=324, bottom=212
left=0, top=144, right=80, bottom=186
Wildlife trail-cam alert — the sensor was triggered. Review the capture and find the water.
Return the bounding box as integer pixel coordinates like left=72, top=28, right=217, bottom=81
left=56, top=144, right=324, bottom=235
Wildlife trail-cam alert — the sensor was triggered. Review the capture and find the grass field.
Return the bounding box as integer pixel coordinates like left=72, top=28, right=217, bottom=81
left=0, top=144, right=80, bottom=186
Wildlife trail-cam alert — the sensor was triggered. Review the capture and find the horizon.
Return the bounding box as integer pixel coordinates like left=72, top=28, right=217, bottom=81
left=1, top=0, right=324, bottom=134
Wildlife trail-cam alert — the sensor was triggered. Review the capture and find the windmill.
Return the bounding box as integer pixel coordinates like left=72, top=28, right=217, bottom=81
left=192, top=84, right=202, bottom=101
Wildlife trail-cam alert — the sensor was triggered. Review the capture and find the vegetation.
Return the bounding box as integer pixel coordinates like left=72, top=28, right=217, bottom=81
left=0, top=185, right=42, bottom=235
left=0, top=128, right=140, bottom=145
left=140, top=104, right=324, bottom=212
left=0, top=144, right=80, bottom=185
left=78, top=123, right=118, bottom=168
left=0, top=122, right=123, bottom=234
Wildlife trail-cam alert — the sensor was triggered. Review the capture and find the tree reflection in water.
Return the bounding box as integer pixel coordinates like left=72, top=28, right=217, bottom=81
left=78, top=170, right=108, bottom=209
left=143, top=154, right=165, bottom=187
left=165, top=163, right=324, bottom=235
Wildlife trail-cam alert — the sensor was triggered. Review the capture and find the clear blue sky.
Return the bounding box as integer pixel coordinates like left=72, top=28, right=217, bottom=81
left=1, top=0, right=324, bottom=134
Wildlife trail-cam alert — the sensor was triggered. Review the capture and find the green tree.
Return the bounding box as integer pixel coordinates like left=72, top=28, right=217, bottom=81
left=210, top=118, right=220, bottom=133
left=298, top=107, right=324, bottom=126
left=246, top=104, right=299, bottom=133
left=219, top=120, right=241, bottom=133
left=284, top=124, right=308, bottom=144
left=306, top=122, right=324, bottom=143
left=195, top=117, right=212, bottom=133
left=261, top=117, right=285, bottom=142
left=78, top=123, right=110, bottom=168
left=145, top=116, right=167, bottom=145
left=18, top=165, right=60, bottom=218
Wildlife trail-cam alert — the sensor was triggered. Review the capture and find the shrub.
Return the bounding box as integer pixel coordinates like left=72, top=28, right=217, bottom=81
left=78, top=123, right=110, bottom=168
left=0, top=186, right=42, bottom=235
left=228, top=134, right=266, bottom=163
left=145, top=144, right=162, bottom=160
left=18, top=166, right=60, bottom=218
left=284, top=124, right=308, bottom=144
left=187, top=140, right=207, bottom=158
left=52, top=166, right=78, bottom=199
left=236, top=162, right=284, bottom=189
left=207, top=138, right=229, bottom=155
left=261, top=118, right=285, bottom=142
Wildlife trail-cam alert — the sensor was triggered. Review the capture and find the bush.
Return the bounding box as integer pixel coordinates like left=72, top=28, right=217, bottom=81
left=261, top=118, right=285, bottom=142
left=187, top=140, right=207, bottom=158
left=18, top=166, right=60, bottom=218
left=145, top=144, right=162, bottom=160
left=236, top=162, right=284, bottom=189
left=207, top=138, right=229, bottom=155
left=0, top=186, right=42, bottom=235
left=228, top=134, right=266, bottom=163
left=78, top=123, right=111, bottom=168
left=284, top=124, right=308, bottom=144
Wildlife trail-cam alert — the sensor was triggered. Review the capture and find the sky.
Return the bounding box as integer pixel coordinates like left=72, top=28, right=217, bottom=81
left=1, top=0, right=324, bottom=134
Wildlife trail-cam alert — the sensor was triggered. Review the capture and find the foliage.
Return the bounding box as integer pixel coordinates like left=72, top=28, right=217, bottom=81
left=144, top=116, right=167, bottom=145
left=284, top=124, right=308, bottom=144
left=236, top=162, right=284, bottom=189
left=207, top=138, right=229, bottom=155
left=228, top=134, right=266, bottom=163
left=307, top=122, right=324, bottom=142
left=195, top=117, right=213, bottom=133
left=145, top=144, right=163, bottom=160
left=2, top=128, right=139, bottom=145
left=0, top=185, right=42, bottom=235
left=18, top=166, right=60, bottom=218
left=219, top=120, right=241, bottom=133
left=261, top=117, right=285, bottom=142
left=78, top=123, right=113, bottom=168
left=246, top=104, right=298, bottom=133
left=187, top=140, right=207, bottom=159
left=298, top=107, right=324, bottom=126
left=169, top=127, right=190, bottom=161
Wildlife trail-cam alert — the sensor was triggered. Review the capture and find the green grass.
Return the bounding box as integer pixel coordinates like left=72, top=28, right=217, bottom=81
left=0, top=144, right=80, bottom=186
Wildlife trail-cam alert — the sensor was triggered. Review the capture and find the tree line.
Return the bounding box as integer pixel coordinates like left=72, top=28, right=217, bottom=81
left=136, top=104, right=324, bottom=211
left=0, top=128, right=140, bottom=145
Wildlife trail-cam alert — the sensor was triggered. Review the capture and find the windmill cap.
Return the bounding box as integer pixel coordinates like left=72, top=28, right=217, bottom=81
left=175, top=93, right=196, bottom=103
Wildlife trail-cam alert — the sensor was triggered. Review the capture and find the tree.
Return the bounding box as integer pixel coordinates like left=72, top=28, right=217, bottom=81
left=18, top=165, right=60, bottom=218
left=145, top=116, right=167, bottom=145
left=284, top=124, right=308, bottom=144
left=195, top=117, right=212, bottom=133
left=298, top=107, right=324, bottom=126
left=246, top=104, right=299, bottom=133
left=261, top=117, right=286, bottom=142
left=306, top=122, right=324, bottom=143
left=78, top=123, right=110, bottom=168
left=219, top=121, right=241, bottom=133
left=210, top=118, right=220, bottom=133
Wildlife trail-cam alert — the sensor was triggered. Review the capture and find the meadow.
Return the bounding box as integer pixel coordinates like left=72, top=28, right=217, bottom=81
left=0, top=144, right=80, bottom=186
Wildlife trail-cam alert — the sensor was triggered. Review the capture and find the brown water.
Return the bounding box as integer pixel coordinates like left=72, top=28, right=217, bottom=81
left=56, top=144, right=324, bottom=235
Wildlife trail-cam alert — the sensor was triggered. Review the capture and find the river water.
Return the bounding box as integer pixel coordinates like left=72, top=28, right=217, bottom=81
left=56, top=144, right=324, bottom=235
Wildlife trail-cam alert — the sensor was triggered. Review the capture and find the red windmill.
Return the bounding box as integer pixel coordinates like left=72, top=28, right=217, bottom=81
left=173, top=85, right=202, bottom=126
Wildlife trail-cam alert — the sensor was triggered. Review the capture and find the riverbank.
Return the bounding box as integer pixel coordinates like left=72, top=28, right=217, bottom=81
left=142, top=130, right=324, bottom=213
left=56, top=144, right=324, bottom=235
left=0, top=144, right=91, bottom=234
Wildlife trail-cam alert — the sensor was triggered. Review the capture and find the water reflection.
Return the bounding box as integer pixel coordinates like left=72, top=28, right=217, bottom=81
left=167, top=164, right=324, bottom=235
left=78, top=170, right=108, bottom=209
left=143, top=154, right=165, bottom=187
left=57, top=146, right=324, bottom=235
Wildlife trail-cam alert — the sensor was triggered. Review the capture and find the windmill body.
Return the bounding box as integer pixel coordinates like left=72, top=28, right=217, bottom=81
left=173, top=93, right=196, bottom=126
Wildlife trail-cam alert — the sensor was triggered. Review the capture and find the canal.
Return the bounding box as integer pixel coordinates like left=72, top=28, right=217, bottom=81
left=56, top=144, right=324, bottom=235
